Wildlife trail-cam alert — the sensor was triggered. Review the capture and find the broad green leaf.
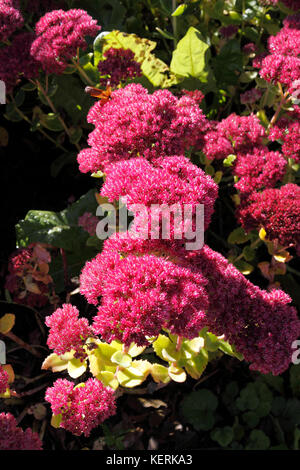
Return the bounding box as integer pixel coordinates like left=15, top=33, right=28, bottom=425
left=51, top=75, right=93, bottom=124
left=16, top=190, right=98, bottom=252
left=170, top=27, right=211, bottom=83
left=211, top=426, right=234, bottom=447
left=246, top=430, right=270, bottom=450
left=213, top=39, right=243, bottom=86
left=181, top=389, right=218, bottom=431
left=228, top=227, right=251, bottom=245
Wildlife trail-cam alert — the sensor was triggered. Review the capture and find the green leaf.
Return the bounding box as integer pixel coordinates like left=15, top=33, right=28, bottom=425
left=51, top=75, right=93, bottom=124
left=170, top=27, right=211, bottom=83
left=40, top=113, right=64, bottom=132
left=228, top=227, right=251, bottom=244
left=151, top=364, right=171, bottom=384
left=51, top=414, right=62, bottom=428
left=22, top=82, right=37, bottom=91
left=168, top=364, right=186, bottom=383
left=211, top=427, right=234, bottom=447
left=172, top=4, right=188, bottom=16
left=213, top=39, right=243, bottom=86
left=234, top=259, right=254, bottom=275
left=69, top=127, right=83, bottom=145
left=16, top=189, right=98, bottom=251
left=14, top=90, right=25, bottom=107
left=42, top=352, right=73, bottom=372
left=181, top=389, right=218, bottom=431
left=246, top=430, right=270, bottom=450
left=223, top=154, right=237, bottom=167
left=98, top=371, right=119, bottom=390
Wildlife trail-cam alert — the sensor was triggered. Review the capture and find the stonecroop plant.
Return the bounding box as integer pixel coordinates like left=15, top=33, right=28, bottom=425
left=1, top=0, right=300, bottom=447
left=44, top=80, right=300, bottom=437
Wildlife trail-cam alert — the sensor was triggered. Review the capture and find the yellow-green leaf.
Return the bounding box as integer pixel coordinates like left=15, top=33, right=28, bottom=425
left=0, top=314, right=15, bottom=334
left=67, top=358, right=87, bottom=379
left=151, top=364, right=171, bottom=384
left=170, top=27, right=211, bottom=82
left=41, top=352, right=73, bottom=372
left=51, top=414, right=62, bottom=428
left=111, top=351, right=132, bottom=368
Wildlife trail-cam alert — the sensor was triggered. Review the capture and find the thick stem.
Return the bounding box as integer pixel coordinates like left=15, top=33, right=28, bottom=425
left=2, top=331, right=42, bottom=358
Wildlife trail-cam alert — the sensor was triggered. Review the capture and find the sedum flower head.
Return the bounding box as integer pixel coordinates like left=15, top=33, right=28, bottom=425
left=0, top=413, right=42, bottom=450
left=30, top=9, right=100, bottom=74
left=0, top=0, right=23, bottom=42
left=45, top=304, right=91, bottom=358
left=45, top=378, right=116, bottom=436
left=77, top=84, right=209, bottom=173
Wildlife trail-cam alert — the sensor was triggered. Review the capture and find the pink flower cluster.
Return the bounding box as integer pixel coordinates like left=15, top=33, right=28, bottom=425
left=45, top=304, right=91, bottom=358
left=30, top=9, right=100, bottom=74
left=258, top=13, right=300, bottom=91
left=0, top=0, right=23, bottom=42
left=101, top=156, right=218, bottom=234
left=74, top=78, right=300, bottom=376
left=45, top=378, right=116, bottom=436
left=98, top=47, right=142, bottom=87
left=203, top=114, right=265, bottom=161
left=78, top=211, right=99, bottom=236
left=237, top=184, right=300, bottom=249
left=269, top=106, right=300, bottom=163
left=0, top=413, right=42, bottom=450
left=80, top=233, right=300, bottom=375
left=0, top=32, right=40, bottom=92
left=233, top=147, right=287, bottom=195
left=77, top=84, right=209, bottom=173
left=188, top=245, right=300, bottom=375
left=92, top=253, right=209, bottom=346
left=0, top=365, right=9, bottom=394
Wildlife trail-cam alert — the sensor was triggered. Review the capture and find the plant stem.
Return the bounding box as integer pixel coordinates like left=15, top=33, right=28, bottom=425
left=172, top=0, right=178, bottom=48
left=35, top=79, right=81, bottom=151
left=7, top=97, right=68, bottom=152
left=233, top=237, right=261, bottom=263
left=1, top=331, right=42, bottom=358
left=268, top=86, right=290, bottom=130
left=71, top=59, right=94, bottom=86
